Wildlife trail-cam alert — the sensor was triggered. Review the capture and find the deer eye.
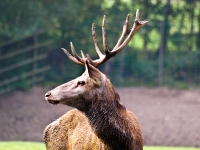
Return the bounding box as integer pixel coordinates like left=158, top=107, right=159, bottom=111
left=77, top=81, right=85, bottom=86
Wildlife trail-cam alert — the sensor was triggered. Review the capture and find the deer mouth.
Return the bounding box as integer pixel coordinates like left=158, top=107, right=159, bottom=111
left=47, top=100, right=60, bottom=105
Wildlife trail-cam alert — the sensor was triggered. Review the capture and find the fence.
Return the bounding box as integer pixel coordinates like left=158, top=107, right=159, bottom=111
left=0, top=32, right=54, bottom=95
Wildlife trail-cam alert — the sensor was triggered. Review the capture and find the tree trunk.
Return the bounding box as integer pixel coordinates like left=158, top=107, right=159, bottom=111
left=158, top=0, right=171, bottom=86
left=162, top=0, right=170, bottom=52
left=197, top=3, right=200, bottom=50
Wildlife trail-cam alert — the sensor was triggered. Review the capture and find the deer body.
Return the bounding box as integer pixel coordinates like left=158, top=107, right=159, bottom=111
left=44, top=9, right=148, bottom=150
left=44, top=109, right=143, bottom=150
left=44, top=109, right=110, bottom=150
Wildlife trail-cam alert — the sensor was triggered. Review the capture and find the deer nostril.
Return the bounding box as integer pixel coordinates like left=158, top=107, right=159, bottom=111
left=45, top=92, right=51, bottom=98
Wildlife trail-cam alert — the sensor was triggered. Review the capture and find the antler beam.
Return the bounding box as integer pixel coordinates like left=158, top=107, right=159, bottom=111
left=62, top=9, right=148, bottom=67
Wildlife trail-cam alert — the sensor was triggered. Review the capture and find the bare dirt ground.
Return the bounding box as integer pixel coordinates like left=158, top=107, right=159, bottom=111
left=0, top=86, right=200, bottom=147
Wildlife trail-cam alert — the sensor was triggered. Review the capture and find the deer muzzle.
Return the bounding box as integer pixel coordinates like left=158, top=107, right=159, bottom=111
left=45, top=91, right=59, bottom=105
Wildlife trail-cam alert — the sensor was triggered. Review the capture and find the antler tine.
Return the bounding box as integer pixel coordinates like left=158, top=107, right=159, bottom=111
left=86, top=54, right=93, bottom=63
left=80, top=50, right=86, bottom=59
left=61, top=42, right=86, bottom=66
left=102, top=15, right=109, bottom=54
left=111, top=9, right=148, bottom=54
left=70, top=42, right=85, bottom=64
left=135, top=9, right=140, bottom=20
left=61, top=48, right=84, bottom=65
left=113, top=14, right=130, bottom=50
left=92, top=23, right=104, bottom=58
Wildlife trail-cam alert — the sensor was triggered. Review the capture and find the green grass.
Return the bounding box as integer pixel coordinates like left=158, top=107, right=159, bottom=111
left=0, top=141, right=45, bottom=150
left=144, top=146, right=200, bottom=150
left=0, top=141, right=199, bottom=150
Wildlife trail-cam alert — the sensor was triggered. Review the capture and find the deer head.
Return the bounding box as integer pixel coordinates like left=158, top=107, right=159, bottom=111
left=45, top=9, right=148, bottom=111
left=45, top=60, right=108, bottom=110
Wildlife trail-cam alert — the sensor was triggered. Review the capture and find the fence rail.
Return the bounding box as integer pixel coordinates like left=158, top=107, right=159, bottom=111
left=0, top=66, right=50, bottom=86
left=0, top=40, right=53, bottom=61
left=0, top=32, right=53, bottom=95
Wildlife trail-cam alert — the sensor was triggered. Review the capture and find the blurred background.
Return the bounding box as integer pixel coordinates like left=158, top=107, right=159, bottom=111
left=0, top=0, right=200, bottom=148
left=0, top=0, right=200, bottom=93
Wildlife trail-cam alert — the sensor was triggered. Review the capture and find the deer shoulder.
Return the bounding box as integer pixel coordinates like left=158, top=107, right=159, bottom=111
left=44, top=9, right=148, bottom=150
left=44, top=109, right=109, bottom=150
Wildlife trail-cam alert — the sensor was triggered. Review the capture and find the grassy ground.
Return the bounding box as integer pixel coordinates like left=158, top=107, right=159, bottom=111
left=0, top=141, right=45, bottom=150
left=145, top=146, right=200, bottom=150
left=0, top=141, right=200, bottom=150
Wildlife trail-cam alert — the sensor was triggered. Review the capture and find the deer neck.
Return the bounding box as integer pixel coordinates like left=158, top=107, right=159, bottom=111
left=83, top=86, right=134, bottom=150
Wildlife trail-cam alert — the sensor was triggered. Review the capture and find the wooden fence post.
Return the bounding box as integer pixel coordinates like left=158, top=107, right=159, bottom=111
left=158, top=21, right=164, bottom=87
left=32, top=32, right=38, bottom=86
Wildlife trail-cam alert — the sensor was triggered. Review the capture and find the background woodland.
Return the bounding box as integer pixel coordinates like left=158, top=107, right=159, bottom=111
left=0, top=0, right=200, bottom=94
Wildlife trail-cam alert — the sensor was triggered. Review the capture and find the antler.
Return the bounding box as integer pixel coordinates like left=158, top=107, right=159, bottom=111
left=62, top=9, right=148, bottom=67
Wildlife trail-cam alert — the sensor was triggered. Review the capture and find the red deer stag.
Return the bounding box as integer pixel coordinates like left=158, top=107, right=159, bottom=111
left=44, top=9, right=148, bottom=150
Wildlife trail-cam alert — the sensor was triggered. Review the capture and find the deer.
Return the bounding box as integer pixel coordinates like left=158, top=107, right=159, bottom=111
left=44, top=9, right=148, bottom=150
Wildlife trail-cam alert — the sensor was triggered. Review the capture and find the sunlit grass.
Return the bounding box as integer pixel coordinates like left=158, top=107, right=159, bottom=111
left=0, top=141, right=199, bottom=150
left=0, top=141, right=45, bottom=150
left=144, top=146, right=200, bottom=150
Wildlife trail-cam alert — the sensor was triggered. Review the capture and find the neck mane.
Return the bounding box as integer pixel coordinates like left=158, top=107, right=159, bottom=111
left=84, top=81, right=134, bottom=150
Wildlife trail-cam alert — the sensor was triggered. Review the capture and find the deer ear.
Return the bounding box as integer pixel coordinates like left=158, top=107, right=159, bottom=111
left=85, top=60, right=102, bottom=86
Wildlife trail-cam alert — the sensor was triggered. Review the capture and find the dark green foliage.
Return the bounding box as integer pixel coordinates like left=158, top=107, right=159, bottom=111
left=1, top=0, right=200, bottom=94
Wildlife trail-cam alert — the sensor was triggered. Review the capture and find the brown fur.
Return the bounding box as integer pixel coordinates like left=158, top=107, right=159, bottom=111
left=44, top=108, right=142, bottom=150
left=44, top=61, right=143, bottom=150
left=44, top=109, right=110, bottom=150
